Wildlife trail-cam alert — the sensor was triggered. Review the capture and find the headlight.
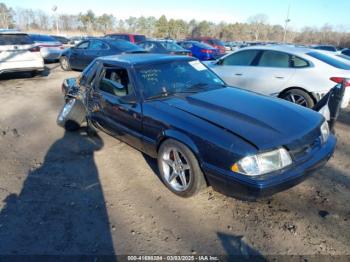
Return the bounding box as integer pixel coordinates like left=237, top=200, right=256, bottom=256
left=320, top=121, right=330, bottom=144
left=231, top=148, right=292, bottom=176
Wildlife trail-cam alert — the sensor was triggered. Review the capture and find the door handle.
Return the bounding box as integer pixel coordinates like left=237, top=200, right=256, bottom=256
left=235, top=73, right=243, bottom=76
left=275, top=76, right=284, bottom=79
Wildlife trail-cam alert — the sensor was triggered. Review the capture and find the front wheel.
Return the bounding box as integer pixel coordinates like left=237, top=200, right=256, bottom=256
left=280, top=89, right=314, bottom=108
left=157, top=139, right=207, bottom=197
left=60, top=56, right=71, bottom=71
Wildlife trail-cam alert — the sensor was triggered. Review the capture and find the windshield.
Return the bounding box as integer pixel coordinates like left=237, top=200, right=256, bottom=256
left=307, top=51, right=350, bottom=70
left=30, top=34, right=57, bottom=42
left=192, top=41, right=215, bottom=49
left=0, top=34, right=33, bottom=45
left=134, top=35, right=146, bottom=42
left=209, top=39, right=224, bottom=46
left=136, top=60, right=225, bottom=99
left=109, top=39, right=141, bottom=51
left=314, top=45, right=337, bottom=52
left=159, top=41, right=184, bottom=51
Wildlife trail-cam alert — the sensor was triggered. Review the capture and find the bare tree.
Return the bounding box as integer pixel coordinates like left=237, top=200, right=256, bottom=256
left=248, top=13, right=268, bottom=41
left=0, top=3, right=14, bottom=29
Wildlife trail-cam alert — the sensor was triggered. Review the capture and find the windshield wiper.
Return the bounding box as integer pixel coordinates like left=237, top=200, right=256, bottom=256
left=187, top=83, right=209, bottom=90
left=145, top=90, right=200, bottom=100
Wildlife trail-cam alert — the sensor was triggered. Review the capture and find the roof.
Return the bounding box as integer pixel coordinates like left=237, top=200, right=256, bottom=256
left=97, top=53, right=196, bottom=67
left=0, top=29, right=24, bottom=35
left=106, top=33, right=145, bottom=36
left=238, top=44, right=315, bottom=55
left=188, top=37, right=219, bottom=40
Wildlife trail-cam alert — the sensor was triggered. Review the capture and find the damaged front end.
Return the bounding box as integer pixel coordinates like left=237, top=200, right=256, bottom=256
left=57, top=77, right=87, bottom=131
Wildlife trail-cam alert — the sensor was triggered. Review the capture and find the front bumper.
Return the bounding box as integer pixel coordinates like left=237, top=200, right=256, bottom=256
left=203, top=135, right=336, bottom=200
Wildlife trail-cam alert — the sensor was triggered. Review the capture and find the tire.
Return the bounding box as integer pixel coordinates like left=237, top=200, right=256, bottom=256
left=280, top=89, right=314, bottom=108
left=60, top=56, right=71, bottom=71
left=86, top=117, right=98, bottom=136
left=157, top=139, right=207, bottom=197
left=57, top=98, right=86, bottom=131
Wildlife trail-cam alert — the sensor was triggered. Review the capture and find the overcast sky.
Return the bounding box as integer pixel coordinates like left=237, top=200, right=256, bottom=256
left=2, top=0, right=350, bottom=31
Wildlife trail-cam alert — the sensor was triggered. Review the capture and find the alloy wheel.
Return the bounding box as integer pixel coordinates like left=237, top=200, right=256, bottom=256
left=285, top=93, right=308, bottom=107
left=60, top=57, right=69, bottom=70
left=161, top=147, right=192, bottom=192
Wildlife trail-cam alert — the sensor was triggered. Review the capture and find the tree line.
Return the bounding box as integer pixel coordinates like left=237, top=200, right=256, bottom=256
left=1, top=2, right=350, bottom=47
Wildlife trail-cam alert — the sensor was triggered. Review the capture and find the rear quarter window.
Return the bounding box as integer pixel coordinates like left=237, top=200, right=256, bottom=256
left=307, top=51, right=350, bottom=70
left=0, top=34, right=34, bottom=45
left=291, top=55, right=309, bottom=68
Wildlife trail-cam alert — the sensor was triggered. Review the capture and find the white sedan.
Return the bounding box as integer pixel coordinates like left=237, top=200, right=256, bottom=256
left=205, top=45, right=350, bottom=108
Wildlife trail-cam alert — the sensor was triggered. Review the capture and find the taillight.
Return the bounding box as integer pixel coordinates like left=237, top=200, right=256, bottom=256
left=29, top=46, right=40, bottom=52
left=330, top=77, right=350, bottom=87
left=201, top=49, right=213, bottom=54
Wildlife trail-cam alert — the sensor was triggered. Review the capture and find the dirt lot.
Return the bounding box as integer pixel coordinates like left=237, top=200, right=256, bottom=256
left=0, top=63, right=349, bottom=259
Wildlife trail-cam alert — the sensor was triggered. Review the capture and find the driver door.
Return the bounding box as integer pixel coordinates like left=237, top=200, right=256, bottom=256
left=70, top=41, right=90, bottom=70
left=93, top=65, right=143, bottom=150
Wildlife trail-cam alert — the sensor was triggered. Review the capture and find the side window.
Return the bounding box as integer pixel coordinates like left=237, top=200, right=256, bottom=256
left=76, top=41, right=89, bottom=49
left=223, top=50, right=259, bottom=66
left=98, top=68, right=133, bottom=97
left=258, top=50, right=290, bottom=68
left=291, top=55, right=309, bottom=68
left=342, top=49, right=350, bottom=56
left=140, top=42, right=154, bottom=51
left=89, top=40, right=109, bottom=50
left=184, top=43, right=193, bottom=49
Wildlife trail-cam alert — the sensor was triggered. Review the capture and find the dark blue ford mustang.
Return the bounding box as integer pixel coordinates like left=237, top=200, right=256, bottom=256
left=58, top=54, right=336, bottom=199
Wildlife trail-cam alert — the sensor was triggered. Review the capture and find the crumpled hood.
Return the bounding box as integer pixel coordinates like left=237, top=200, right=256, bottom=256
left=163, top=88, right=323, bottom=150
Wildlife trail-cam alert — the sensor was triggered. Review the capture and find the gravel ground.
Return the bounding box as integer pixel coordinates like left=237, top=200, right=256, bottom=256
left=0, top=63, right=349, bottom=259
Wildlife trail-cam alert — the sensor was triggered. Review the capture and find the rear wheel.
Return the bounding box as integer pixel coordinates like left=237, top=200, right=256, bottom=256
left=280, top=89, right=314, bottom=108
left=60, top=56, right=71, bottom=71
left=157, top=139, right=206, bottom=197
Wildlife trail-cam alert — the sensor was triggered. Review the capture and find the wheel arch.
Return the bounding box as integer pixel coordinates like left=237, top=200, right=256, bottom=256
left=156, top=130, right=209, bottom=186
left=156, top=129, right=203, bottom=165
left=278, top=86, right=317, bottom=104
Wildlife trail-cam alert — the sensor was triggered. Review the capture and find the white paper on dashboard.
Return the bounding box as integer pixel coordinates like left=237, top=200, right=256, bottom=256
left=189, top=60, right=207, bottom=71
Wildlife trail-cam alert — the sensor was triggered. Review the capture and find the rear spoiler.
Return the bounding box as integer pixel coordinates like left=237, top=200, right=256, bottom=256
left=313, top=79, right=350, bottom=132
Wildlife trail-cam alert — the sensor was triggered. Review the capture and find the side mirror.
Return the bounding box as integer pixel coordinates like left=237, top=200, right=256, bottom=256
left=216, top=58, right=223, bottom=65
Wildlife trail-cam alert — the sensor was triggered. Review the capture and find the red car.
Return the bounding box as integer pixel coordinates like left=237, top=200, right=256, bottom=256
left=105, top=33, right=146, bottom=43
left=187, top=37, right=226, bottom=55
